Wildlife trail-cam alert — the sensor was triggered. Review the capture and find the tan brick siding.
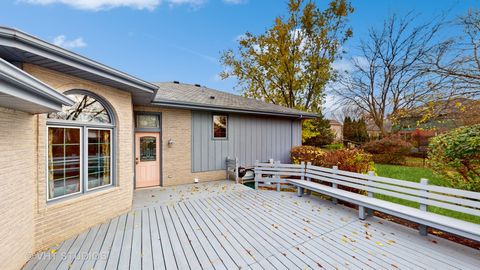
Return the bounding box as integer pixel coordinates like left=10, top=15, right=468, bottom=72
left=23, top=64, right=135, bottom=251
left=0, top=107, right=35, bottom=270
left=134, top=106, right=225, bottom=186
left=0, top=63, right=225, bottom=269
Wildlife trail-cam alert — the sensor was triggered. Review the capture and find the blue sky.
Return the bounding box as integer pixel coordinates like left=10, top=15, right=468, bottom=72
left=0, top=0, right=478, bottom=98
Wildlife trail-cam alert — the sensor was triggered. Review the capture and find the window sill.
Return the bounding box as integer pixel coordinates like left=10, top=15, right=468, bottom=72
left=45, top=185, right=120, bottom=209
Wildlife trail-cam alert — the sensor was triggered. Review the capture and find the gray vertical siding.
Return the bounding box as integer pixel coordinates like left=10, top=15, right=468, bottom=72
left=192, top=111, right=303, bottom=172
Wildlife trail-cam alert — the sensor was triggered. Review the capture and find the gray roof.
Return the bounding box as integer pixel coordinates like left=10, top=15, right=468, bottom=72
left=0, top=58, right=74, bottom=113
left=152, top=82, right=318, bottom=118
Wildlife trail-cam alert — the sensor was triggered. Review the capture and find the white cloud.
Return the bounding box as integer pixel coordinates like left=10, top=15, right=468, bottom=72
left=167, top=0, right=206, bottom=6
left=332, top=56, right=368, bottom=73
left=20, top=0, right=210, bottom=11
left=234, top=34, right=247, bottom=42
left=332, top=58, right=354, bottom=72
left=53, top=35, right=87, bottom=49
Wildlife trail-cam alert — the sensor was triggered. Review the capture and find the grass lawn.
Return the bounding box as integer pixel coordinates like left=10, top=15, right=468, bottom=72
left=375, top=164, right=480, bottom=224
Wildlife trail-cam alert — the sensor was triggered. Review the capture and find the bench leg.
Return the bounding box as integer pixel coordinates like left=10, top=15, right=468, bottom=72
left=254, top=181, right=258, bottom=189
left=297, top=187, right=304, bottom=197
left=358, top=206, right=367, bottom=220
left=419, top=225, right=428, bottom=236
left=277, top=182, right=281, bottom=192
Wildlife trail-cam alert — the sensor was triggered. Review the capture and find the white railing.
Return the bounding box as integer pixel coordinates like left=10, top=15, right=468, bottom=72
left=254, top=161, right=480, bottom=241
left=254, top=160, right=305, bottom=191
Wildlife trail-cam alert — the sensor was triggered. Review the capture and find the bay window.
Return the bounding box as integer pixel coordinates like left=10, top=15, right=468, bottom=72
left=47, top=91, right=115, bottom=201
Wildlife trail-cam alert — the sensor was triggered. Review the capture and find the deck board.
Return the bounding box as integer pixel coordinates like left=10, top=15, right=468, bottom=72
left=25, top=182, right=480, bottom=270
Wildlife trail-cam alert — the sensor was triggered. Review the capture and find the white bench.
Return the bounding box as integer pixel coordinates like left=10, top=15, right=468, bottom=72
left=286, top=163, right=480, bottom=242
left=254, top=160, right=305, bottom=191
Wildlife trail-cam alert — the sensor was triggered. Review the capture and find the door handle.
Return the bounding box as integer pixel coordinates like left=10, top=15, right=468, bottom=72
left=135, top=157, right=139, bottom=165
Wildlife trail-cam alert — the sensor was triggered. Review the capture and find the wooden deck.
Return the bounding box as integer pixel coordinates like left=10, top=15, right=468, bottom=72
left=24, top=182, right=480, bottom=270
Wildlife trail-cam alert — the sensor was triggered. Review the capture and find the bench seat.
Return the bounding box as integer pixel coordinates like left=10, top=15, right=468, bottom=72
left=287, top=179, right=480, bottom=242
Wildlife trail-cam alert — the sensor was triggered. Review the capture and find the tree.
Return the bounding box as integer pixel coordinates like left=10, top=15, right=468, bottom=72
left=343, top=116, right=368, bottom=144
left=333, top=13, right=443, bottom=136
left=302, top=116, right=335, bottom=147
left=427, top=9, right=480, bottom=98
left=355, top=118, right=369, bottom=143
left=220, top=0, right=353, bottom=113
left=343, top=116, right=354, bottom=141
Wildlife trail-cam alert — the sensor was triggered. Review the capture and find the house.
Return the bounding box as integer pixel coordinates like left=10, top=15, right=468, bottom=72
left=393, top=98, right=480, bottom=137
left=0, top=26, right=316, bottom=270
left=329, top=119, right=343, bottom=141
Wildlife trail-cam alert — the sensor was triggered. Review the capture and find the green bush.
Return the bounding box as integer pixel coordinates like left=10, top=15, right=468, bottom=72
left=291, top=145, right=325, bottom=165
left=363, top=136, right=413, bottom=165
left=428, top=124, right=480, bottom=192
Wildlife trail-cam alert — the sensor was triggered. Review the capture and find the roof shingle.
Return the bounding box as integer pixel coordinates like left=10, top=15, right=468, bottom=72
left=152, top=82, right=317, bottom=118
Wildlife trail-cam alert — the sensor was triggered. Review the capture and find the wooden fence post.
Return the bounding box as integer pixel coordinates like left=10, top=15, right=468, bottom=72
left=367, top=171, right=375, bottom=217
left=226, top=156, right=230, bottom=181
left=275, top=160, right=281, bottom=192
left=419, top=178, right=429, bottom=236
left=332, top=166, right=338, bottom=205
left=305, top=162, right=311, bottom=196
left=254, top=160, right=259, bottom=189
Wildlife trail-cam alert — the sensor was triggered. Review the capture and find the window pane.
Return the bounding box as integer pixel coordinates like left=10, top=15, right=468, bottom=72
left=136, top=115, right=159, bottom=129
left=213, top=115, right=227, bottom=139
left=140, top=136, right=156, bottom=161
left=48, top=94, right=111, bottom=124
left=87, top=129, right=111, bottom=189
left=48, top=127, right=81, bottom=199
left=65, top=128, right=80, bottom=144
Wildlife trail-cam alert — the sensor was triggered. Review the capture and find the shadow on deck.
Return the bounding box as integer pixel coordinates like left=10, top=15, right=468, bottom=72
left=24, top=181, right=480, bottom=270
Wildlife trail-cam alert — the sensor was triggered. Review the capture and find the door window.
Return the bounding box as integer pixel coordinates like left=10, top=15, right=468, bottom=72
left=140, top=136, right=157, bottom=161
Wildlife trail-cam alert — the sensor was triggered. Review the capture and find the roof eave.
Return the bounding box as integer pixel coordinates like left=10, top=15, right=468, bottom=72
left=1, top=58, right=73, bottom=104
left=151, top=100, right=318, bottom=119
left=0, top=58, right=74, bottom=113
left=0, top=26, right=158, bottom=94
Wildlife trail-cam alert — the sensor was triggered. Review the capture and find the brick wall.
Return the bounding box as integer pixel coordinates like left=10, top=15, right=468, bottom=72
left=23, top=64, right=135, bottom=251
left=134, top=106, right=225, bottom=186
left=0, top=64, right=225, bottom=269
left=0, top=107, right=35, bottom=270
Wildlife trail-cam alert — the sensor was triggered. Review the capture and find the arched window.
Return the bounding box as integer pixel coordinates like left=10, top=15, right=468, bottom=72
left=46, top=91, right=115, bottom=201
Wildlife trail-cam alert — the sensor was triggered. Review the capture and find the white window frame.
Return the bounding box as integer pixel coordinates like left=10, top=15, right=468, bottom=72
left=85, top=127, right=113, bottom=191
left=46, top=125, right=83, bottom=202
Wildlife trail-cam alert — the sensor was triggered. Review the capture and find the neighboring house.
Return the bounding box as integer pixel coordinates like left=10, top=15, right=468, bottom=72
left=329, top=119, right=343, bottom=141
left=393, top=98, right=480, bottom=137
left=0, top=27, right=316, bottom=270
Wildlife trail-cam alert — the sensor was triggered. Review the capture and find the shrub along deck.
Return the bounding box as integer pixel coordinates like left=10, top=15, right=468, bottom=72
left=23, top=181, right=479, bottom=270
left=375, top=164, right=480, bottom=224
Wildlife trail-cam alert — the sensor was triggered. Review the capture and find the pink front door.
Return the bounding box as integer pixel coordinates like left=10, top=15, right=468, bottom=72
left=135, top=132, right=161, bottom=188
